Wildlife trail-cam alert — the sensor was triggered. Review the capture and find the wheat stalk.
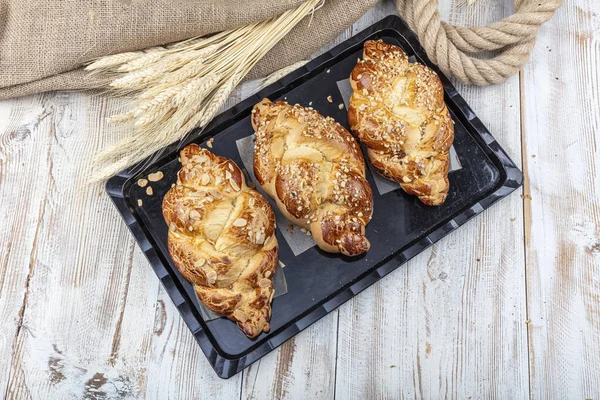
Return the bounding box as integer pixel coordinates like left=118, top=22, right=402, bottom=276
left=88, top=0, right=324, bottom=182
left=259, top=60, right=309, bottom=91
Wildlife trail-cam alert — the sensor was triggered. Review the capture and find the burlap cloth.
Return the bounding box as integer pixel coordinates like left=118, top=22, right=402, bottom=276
left=0, top=0, right=378, bottom=100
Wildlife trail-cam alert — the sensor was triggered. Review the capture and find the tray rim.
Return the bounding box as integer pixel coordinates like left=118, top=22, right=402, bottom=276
left=106, top=14, right=524, bottom=379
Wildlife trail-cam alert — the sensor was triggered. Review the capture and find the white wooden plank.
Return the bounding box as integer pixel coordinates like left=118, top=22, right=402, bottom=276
left=335, top=0, right=529, bottom=398
left=1, top=92, right=242, bottom=398
left=0, top=94, right=58, bottom=398
left=521, top=0, right=600, bottom=397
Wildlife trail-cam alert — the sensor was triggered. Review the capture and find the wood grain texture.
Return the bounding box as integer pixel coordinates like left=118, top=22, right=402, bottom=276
left=0, top=0, right=599, bottom=398
left=521, top=0, right=600, bottom=398
left=0, top=93, right=243, bottom=398
left=335, top=0, right=529, bottom=398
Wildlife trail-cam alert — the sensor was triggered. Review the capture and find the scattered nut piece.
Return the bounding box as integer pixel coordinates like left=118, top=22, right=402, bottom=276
left=146, top=186, right=153, bottom=195
left=137, top=199, right=143, bottom=207
left=148, top=171, right=164, bottom=182
left=137, top=178, right=148, bottom=188
left=201, top=173, right=210, bottom=185
left=327, top=95, right=333, bottom=103
left=207, top=138, right=214, bottom=148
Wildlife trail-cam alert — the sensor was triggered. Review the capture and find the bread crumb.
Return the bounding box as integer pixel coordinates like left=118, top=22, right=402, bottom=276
left=390, top=365, right=396, bottom=368
left=148, top=171, right=164, bottom=182
left=137, top=199, right=143, bottom=207
left=521, top=194, right=532, bottom=200
left=531, top=154, right=536, bottom=158
left=327, top=95, right=333, bottom=103
left=207, top=138, right=214, bottom=148
left=338, top=103, right=344, bottom=110
left=146, top=186, right=153, bottom=195
left=510, top=217, right=516, bottom=222
left=137, top=178, right=148, bottom=188
left=525, top=319, right=531, bottom=324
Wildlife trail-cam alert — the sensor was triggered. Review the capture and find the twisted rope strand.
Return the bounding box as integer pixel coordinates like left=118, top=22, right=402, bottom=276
left=396, top=0, right=563, bottom=85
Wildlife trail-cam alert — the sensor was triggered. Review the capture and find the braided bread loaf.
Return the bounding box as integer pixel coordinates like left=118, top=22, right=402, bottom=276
left=348, top=40, right=454, bottom=206
left=251, top=99, right=373, bottom=257
left=162, top=144, right=278, bottom=338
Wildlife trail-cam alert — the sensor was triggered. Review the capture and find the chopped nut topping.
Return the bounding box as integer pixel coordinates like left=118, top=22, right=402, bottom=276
left=201, top=173, right=210, bottom=185
left=233, top=218, right=247, bottom=227
left=229, top=179, right=240, bottom=191
left=258, top=278, right=271, bottom=288
left=233, top=309, right=248, bottom=323
left=189, top=210, right=200, bottom=219
left=194, top=258, right=206, bottom=267
left=205, top=269, right=217, bottom=284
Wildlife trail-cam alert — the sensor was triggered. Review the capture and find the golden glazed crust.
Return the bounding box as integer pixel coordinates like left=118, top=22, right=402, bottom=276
left=252, top=99, right=373, bottom=257
left=348, top=40, right=455, bottom=206
left=162, top=144, right=278, bottom=338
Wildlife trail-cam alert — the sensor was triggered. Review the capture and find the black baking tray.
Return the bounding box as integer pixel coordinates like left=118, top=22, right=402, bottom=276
left=106, top=15, right=523, bottom=379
